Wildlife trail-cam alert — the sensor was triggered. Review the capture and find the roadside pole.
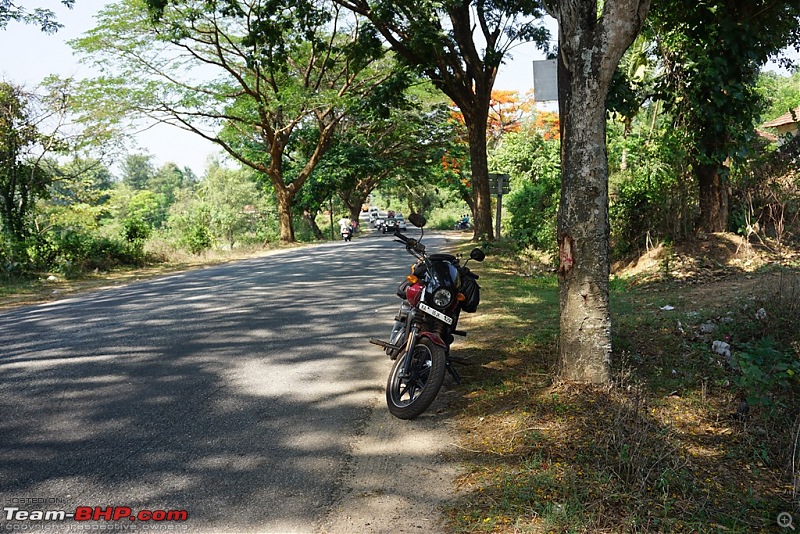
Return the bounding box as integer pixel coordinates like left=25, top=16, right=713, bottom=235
left=329, top=198, right=334, bottom=240
left=489, top=173, right=509, bottom=239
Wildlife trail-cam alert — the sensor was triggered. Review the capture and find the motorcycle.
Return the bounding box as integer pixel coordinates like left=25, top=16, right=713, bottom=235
left=454, top=219, right=471, bottom=231
left=370, top=213, right=484, bottom=419
left=341, top=226, right=353, bottom=242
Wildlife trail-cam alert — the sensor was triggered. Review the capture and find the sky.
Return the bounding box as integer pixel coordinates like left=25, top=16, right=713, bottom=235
left=0, top=1, right=554, bottom=177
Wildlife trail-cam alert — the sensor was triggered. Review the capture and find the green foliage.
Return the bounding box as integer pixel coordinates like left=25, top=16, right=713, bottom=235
left=330, top=0, right=552, bottom=239
left=0, top=0, right=75, bottom=33
left=732, top=338, right=800, bottom=409
left=125, top=189, right=162, bottom=228
left=0, top=231, right=27, bottom=277
left=300, top=79, right=456, bottom=223
left=607, top=118, right=695, bottom=254
left=164, top=161, right=266, bottom=252
left=45, top=229, right=145, bottom=275
left=0, top=82, right=53, bottom=241
left=168, top=194, right=213, bottom=254
left=637, top=1, right=800, bottom=231
left=72, top=0, right=400, bottom=242
left=756, top=70, right=800, bottom=123
left=121, top=154, right=155, bottom=190
left=489, top=126, right=561, bottom=252
left=181, top=221, right=213, bottom=255
left=122, top=216, right=150, bottom=242
left=728, top=133, right=800, bottom=243
left=47, top=157, right=114, bottom=207
left=148, top=161, right=191, bottom=205
left=200, top=163, right=262, bottom=248
left=506, top=178, right=560, bottom=252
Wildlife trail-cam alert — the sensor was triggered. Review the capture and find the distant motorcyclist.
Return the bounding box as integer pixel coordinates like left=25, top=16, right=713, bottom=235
left=339, top=216, right=353, bottom=241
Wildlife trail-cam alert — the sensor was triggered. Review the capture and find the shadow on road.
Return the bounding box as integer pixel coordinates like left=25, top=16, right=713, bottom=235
left=0, top=236, right=455, bottom=532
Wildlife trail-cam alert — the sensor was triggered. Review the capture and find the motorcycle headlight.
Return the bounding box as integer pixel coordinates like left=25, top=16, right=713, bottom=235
left=432, top=288, right=452, bottom=308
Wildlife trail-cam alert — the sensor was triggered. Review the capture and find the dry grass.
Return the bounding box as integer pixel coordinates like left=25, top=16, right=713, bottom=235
left=444, top=235, right=800, bottom=533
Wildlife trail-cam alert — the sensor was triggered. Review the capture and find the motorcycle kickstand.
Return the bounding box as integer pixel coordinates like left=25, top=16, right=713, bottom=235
left=446, top=360, right=462, bottom=384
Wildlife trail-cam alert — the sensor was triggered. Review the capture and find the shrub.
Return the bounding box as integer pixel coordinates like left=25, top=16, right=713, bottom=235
left=732, top=337, right=800, bottom=409
left=48, top=229, right=146, bottom=275
left=608, top=133, right=694, bottom=256
left=606, top=121, right=697, bottom=256
left=181, top=223, right=213, bottom=254
left=490, top=127, right=561, bottom=253
left=505, top=176, right=560, bottom=253
left=0, top=233, right=26, bottom=278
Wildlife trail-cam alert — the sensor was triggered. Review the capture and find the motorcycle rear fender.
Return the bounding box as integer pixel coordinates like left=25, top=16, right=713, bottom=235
left=419, top=331, right=446, bottom=348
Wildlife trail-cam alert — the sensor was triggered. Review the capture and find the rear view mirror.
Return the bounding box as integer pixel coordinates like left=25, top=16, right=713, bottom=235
left=470, top=248, right=485, bottom=262
left=408, top=213, right=426, bottom=228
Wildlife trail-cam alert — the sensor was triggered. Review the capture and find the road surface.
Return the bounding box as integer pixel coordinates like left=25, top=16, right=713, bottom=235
left=0, top=231, right=465, bottom=533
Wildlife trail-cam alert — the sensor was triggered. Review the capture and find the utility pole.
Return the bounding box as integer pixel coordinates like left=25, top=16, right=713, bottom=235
left=329, top=198, right=335, bottom=241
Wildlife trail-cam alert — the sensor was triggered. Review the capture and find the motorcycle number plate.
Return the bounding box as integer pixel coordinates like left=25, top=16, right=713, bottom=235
left=418, top=303, right=454, bottom=325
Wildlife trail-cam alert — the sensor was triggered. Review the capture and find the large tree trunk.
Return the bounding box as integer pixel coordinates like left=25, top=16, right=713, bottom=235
left=550, top=0, right=651, bottom=385
left=696, top=162, right=729, bottom=232
left=274, top=187, right=295, bottom=243
left=467, top=122, right=494, bottom=242
left=556, top=53, right=613, bottom=385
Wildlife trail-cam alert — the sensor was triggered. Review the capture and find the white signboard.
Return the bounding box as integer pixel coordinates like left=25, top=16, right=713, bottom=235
left=533, top=59, right=558, bottom=102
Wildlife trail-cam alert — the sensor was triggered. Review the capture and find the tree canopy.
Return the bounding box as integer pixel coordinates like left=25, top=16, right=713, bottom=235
left=644, top=0, right=800, bottom=232
left=332, top=0, right=552, bottom=241
left=0, top=0, right=75, bottom=33
left=73, top=0, right=403, bottom=242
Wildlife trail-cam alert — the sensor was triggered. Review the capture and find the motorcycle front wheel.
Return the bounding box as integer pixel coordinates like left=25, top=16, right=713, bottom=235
left=386, top=337, right=446, bottom=420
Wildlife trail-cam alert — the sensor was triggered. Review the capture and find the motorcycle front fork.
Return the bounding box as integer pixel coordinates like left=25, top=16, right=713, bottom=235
left=399, top=323, right=466, bottom=384
left=399, top=323, right=421, bottom=378
left=388, top=302, right=466, bottom=383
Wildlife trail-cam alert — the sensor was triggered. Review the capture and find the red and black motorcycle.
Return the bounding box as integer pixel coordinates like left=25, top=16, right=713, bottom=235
left=370, top=213, right=484, bottom=419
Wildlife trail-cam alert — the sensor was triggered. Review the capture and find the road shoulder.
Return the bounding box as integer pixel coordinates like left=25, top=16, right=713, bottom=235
left=319, top=390, right=463, bottom=534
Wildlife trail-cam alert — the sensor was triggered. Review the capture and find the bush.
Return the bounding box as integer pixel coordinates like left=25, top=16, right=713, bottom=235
left=181, top=223, right=213, bottom=254
left=48, top=229, right=146, bottom=275
left=490, top=127, right=561, bottom=253
left=608, top=127, right=695, bottom=256
left=729, top=134, right=800, bottom=244
left=428, top=210, right=462, bottom=230
left=122, top=217, right=151, bottom=243
left=0, top=233, right=27, bottom=278
left=505, top=176, right=560, bottom=253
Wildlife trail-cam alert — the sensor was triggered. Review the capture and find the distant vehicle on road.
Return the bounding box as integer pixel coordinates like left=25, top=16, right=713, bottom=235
left=368, top=207, right=383, bottom=226
left=381, top=214, right=407, bottom=233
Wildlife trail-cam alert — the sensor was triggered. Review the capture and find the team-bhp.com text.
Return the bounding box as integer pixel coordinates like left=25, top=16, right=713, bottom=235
left=4, top=507, right=188, bottom=523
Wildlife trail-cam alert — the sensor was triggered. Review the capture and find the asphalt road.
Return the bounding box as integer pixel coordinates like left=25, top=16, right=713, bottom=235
left=0, top=229, right=454, bottom=533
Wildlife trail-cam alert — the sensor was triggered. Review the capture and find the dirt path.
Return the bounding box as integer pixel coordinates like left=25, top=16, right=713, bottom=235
left=320, top=390, right=464, bottom=534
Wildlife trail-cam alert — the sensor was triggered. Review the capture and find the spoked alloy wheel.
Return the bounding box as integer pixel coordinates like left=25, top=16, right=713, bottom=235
left=386, top=337, right=446, bottom=420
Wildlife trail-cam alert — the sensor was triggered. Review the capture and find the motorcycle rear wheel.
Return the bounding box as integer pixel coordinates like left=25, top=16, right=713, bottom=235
left=386, top=337, right=446, bottom=419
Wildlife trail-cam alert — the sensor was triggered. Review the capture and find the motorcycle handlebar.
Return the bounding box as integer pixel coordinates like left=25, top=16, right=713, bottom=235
left=393, top=230, right=425, bottom=254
